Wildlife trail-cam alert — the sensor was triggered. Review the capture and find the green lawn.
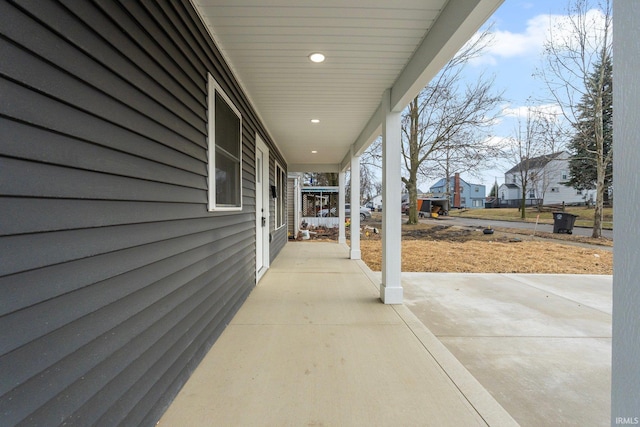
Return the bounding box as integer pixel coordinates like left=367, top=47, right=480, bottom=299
left=448, top=206, right=613, bottom=229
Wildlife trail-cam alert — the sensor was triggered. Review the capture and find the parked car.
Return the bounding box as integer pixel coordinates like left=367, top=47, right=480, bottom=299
left=351, top=204, right=372, bottom=220
left=317, top=204, right=371, bottom=220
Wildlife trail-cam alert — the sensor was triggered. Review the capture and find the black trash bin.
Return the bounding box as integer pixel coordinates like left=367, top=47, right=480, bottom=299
left=552, top=212, right=577, bottom=234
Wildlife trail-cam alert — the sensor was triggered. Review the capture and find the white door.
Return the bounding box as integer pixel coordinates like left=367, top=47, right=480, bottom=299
left=256, top=136, right=270, bottom=281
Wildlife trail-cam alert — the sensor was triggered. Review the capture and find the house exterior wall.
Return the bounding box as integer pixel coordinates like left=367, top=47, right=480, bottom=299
left=503, top=157, right=590, bottom=206
left=269, top=158, right=287, bottom=263
left=498, top=184, right=520, bottom=201
left=0, top=1, right=285, bottom=425
left=537, top=163, right=582, bottom=205
left=463, top=182, right=486, bottom=208
left=430, top=177, right=485, bottom=209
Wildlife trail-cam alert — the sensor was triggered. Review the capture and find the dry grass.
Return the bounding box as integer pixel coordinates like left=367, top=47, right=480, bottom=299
left=359, top=239, right=612, bottom=274
left=302, top=221, right=613, bottom=274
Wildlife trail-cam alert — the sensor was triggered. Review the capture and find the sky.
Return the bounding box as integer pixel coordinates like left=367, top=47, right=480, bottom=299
left=447, top=0, right=575, bottom=192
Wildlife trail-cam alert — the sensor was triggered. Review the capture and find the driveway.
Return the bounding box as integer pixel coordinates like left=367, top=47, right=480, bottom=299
left=403, top=273, right=612, bottom=427
left=442, top=216, right=613, bottom=239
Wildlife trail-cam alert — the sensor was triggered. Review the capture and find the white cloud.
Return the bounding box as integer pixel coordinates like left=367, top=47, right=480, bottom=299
left=502, top=103, right=563, bottom=120
left=492, top=14, right=552, bottom=58
left=469, top=14, right=555, bottom=66
left=484, top=135, right=510, bottom=148
left=473, top=7, right=610, bottom=66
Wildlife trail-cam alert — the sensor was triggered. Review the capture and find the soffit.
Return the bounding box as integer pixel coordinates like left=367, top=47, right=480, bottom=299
left=192, top=0, right=501, bottom=169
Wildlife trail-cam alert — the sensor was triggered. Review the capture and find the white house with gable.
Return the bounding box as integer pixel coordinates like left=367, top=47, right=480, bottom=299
left=499, top=151, right=594, bottom=207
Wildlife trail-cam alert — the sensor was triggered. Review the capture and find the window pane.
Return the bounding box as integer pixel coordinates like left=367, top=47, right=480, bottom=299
left=215, top=93, right=240, bottom=158
left=216, top=150, right=239, bottom=206
left=279, top=169, right=286, bottom=226
left=208, top=79, right=242, bottom=211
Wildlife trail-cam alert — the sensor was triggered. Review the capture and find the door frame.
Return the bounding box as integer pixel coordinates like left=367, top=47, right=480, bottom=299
left=255, top=136, right=270, bottom=282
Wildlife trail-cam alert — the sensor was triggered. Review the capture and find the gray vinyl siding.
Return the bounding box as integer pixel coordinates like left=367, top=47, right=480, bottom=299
left=269, top=159, right=288, bottom=263
left=0, top=1, right=284, bottom=425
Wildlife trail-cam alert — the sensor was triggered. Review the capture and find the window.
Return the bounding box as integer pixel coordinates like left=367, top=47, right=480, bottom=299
left=460, top=187, right=464, bottom=193
left=475, top=187, right=479, bottom=192
left=551, top=187, right=559, bottom=193
left=561, top=171, right=568, bottom=180
left=207, top=74, right=242, bottom=211
left=275, top=162, right=286, bottom=228
left=577, top=189, right=583, bottom=195
left=529, top=189, right=535, bottom=198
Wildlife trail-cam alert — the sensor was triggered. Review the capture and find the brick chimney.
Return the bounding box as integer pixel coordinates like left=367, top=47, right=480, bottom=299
left=453, top=173, right=461, bottom=208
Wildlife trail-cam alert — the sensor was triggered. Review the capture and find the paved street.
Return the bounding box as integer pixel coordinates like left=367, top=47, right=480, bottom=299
left=435, top=216, right=613, bottom=240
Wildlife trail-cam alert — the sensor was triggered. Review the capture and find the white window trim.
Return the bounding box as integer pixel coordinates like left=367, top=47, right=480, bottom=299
left=207, top=73, right=243, bottom=212
left=274, top=161, right=285, bottom=229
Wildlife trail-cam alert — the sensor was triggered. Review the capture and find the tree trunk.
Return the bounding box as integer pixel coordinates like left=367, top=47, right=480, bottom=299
left=520, top=186, right=527, bottom=219
left=406, top=97, right=420, bottom=225
left=407, top=179, right=418, bottom=224
left=592, top=72, right=605, bottom=238
left=593, top=156, right=605, bottom=238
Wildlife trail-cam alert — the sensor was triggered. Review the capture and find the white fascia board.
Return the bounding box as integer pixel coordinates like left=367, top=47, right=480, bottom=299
left=390, top=0, right=504, bottom=112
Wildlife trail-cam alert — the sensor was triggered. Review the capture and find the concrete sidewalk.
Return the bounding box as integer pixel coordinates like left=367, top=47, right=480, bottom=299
left=159, top=243, right=517, bottom=426
left=401, top=273, right=612, bottom=427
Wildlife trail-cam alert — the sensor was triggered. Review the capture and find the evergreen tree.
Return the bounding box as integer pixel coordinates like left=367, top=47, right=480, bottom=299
left=566, top=56, right=613, bottom=197
left=489, top=180, right=498, bottom=197
left=540, top=0, right=612, bottom=237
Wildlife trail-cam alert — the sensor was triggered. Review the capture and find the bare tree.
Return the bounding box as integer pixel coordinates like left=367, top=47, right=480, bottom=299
left=359, top=137, right=382, bottom=204
left=401, top=28, right=503, bottom=224
left=304, top=172, right=338, bottom=186
left=418, top=129, right=503, bottom=203
left=343, top=139, right=383, bottom=205
left=504, top=107, right=558, bottom=219
left=538, top=0, right=612, bottom=237
left=528, top=110, right=568, bottom=207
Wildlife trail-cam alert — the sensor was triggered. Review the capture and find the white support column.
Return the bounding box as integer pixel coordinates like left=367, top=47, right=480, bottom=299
left=349, top=149, right=361, bottom=260
left=338, top=171, right=346, bottom=245
left=380, top=89, right=403, bottom=304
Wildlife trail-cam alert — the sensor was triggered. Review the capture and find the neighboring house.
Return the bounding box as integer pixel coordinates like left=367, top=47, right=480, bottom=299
left=501, top=151, right=594, bottom=207
left=301, top=186, right=340, bottom=227
left=497, top=183, right=522, bottom=207
left=429, top=173, right=486, bottom=209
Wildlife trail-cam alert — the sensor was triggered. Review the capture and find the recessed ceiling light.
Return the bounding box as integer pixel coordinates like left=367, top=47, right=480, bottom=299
left=311, top=119, right=320, bottom=123
left=311, top=150, right=318, bottom=154
left=309, top=52, right=325, bottom=63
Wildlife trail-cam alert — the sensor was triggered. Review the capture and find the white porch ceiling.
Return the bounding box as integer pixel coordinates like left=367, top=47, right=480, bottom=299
left=192, top=0, right=503, bottom=171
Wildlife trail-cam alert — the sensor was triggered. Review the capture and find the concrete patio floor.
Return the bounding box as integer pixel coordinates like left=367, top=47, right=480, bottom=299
left=160, top=242, right=611, bottom=426
left=401, top=273, right=612, bottom=427
left=159, top=242, right=518, bottom=426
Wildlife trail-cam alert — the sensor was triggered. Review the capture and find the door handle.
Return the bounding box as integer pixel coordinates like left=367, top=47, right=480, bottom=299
left=262, top=216, right=266, bottom=227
